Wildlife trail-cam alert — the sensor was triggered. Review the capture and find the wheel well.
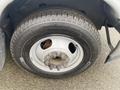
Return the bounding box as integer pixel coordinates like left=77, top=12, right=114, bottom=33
left=0, top=0, right=106, bottom=38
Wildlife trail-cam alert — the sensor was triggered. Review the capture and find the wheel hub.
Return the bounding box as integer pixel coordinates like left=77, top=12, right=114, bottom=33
left=29, top=35, right=84, bottom=73
left=44, top=51, right=69, bottom=70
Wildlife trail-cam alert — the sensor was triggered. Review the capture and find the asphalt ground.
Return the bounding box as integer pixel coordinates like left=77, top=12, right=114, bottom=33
left=0, top=27, right=119, bottom=90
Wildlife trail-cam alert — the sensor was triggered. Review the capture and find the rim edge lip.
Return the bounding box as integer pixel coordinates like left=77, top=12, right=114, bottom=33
left=29, top=35, right=84, bottom=73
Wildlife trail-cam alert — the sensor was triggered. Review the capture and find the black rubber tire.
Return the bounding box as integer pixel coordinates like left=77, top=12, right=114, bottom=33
left=10, top=8, right=101, bottom=78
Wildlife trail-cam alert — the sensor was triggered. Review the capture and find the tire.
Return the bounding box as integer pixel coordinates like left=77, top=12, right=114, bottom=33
left=10, top=8, right=101, bottom=78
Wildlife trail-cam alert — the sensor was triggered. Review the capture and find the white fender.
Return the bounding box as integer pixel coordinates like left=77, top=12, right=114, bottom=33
left=0, top=0, right=14, bottom=16
left=104, top=0, right=120, bottom=18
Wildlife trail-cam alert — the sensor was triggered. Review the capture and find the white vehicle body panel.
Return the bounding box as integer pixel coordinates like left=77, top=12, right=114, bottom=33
left=0, top=0, right=13, bottom=16
left=104, top=0, right=120, bottom=18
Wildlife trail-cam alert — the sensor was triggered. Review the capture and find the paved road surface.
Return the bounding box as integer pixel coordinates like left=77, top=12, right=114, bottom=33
left=0, top=27, right=120, bottom=90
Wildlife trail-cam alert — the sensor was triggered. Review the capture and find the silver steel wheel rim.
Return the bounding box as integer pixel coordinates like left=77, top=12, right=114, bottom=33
left=29, top=35, right=84, bottom=73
